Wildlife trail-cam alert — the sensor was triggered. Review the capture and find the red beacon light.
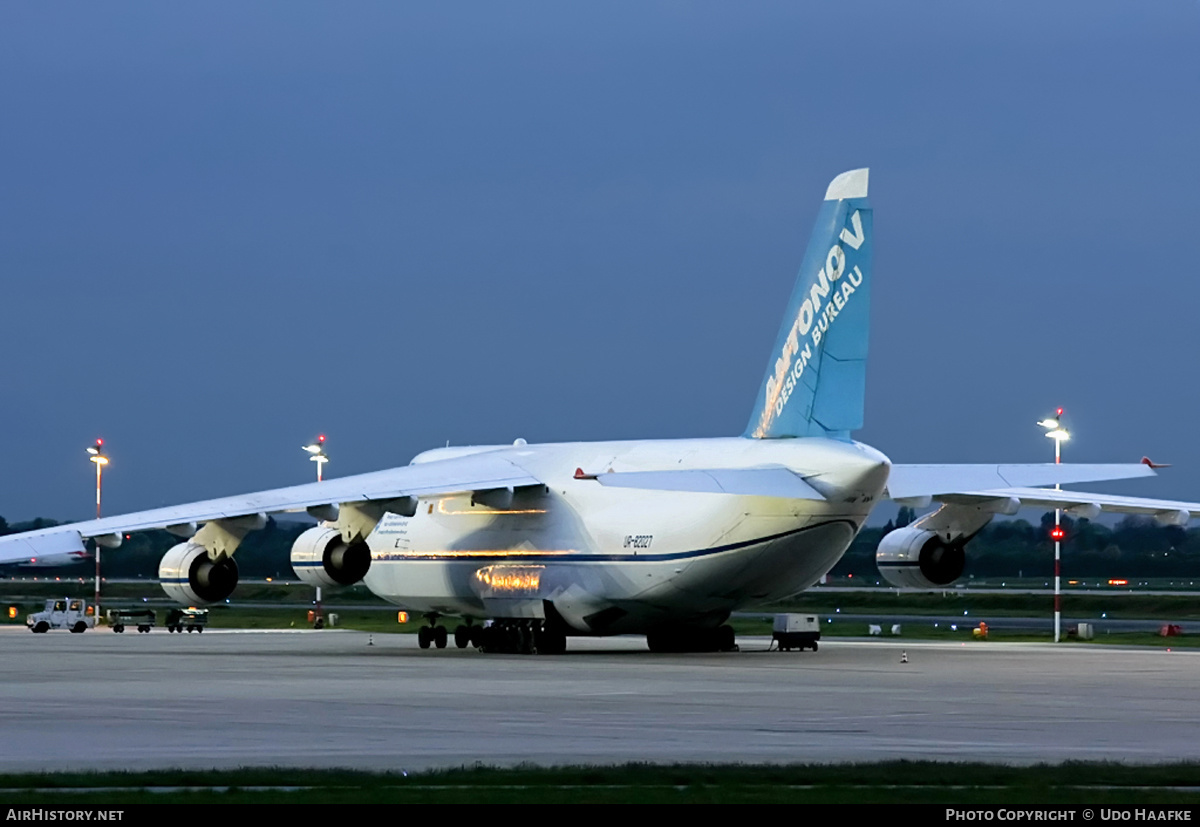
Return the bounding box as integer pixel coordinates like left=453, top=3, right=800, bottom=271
left=1050, top=526, right=1066, bottom=542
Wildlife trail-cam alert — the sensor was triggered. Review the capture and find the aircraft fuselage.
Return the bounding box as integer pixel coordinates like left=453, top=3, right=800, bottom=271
left=363, top=437, right=890, bottom=634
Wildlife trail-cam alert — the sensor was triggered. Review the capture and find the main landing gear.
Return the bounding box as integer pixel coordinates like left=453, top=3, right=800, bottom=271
left=645, top=624, right=738, bottom=653
left=415, top=617, right=567, bottom=655
left=476, top=620, right=567, bottom=655
left=416, top=621, right=447, bottom=649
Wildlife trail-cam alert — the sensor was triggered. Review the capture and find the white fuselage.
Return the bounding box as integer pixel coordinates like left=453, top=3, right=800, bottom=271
left=362, top=437, right=890, bottom=634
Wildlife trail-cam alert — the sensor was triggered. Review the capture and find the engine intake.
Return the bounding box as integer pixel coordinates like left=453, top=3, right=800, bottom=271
left=291, top=526, right=371, bottom=589
left=159, top=542, right=239, bottom=605
left=876, top=526, right=965, bottom=589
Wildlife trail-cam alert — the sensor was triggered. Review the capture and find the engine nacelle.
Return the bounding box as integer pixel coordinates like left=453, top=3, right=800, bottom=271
left=291, top=526, right=371, bottom=589
left=876, top=526, right=965, bottom=589
left=159, top=542, right=239, bottom=605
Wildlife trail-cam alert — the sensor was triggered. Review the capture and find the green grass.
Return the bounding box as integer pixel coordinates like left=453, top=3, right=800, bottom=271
left=2, top=762, right=1200, bottom=804
left=727, top=615, right=1199, bottom=647
left=3, top=579, right=1196, bottom=644
left=768, top=589, right=1200, bottom=619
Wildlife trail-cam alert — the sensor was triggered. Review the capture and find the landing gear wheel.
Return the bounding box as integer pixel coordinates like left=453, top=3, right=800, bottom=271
left=417, top=626, right=431, bottom=649
left=454, top=625, right=472, bottom=649
left=647, top=625, right=738, bottom=653
left=535, top=627, right=567, bottom=655
left=716, top=624, right=737, bottom=652
left=434, top=626, right=448, bottom=649
left=518, top=626, right=536, bottom=655
left=478, top=625, right=498, bottom=652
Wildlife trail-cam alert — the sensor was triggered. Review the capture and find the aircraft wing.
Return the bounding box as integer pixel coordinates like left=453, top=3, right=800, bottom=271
left=886, top=463, right=1155, bottom=501
left=888, top=463, right=1199, bottom=524
left=0, top=453, right=541, bottom=566
left=935, top=487, right=1199, bottom=523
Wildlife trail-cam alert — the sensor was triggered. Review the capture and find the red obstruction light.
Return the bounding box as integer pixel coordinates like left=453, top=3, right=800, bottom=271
left=1050, top=526, right=1066, bottom=542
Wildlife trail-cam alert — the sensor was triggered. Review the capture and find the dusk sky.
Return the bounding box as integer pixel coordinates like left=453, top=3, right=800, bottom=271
left=2, top=3, right=1199, bottom=523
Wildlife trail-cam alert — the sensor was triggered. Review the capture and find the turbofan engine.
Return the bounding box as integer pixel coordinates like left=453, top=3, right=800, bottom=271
left=291, top=526, right=371, bottom=589
left=159, top=542, right=239, bottom=605
left=876, top=526, right=965, bottom=589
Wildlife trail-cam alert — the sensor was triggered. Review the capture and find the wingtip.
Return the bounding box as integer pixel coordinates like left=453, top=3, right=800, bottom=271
left=825, top=168, right=869, bottom=201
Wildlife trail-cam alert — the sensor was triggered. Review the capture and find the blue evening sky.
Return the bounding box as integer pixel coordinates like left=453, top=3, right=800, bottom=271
left=2, top=2, right=1198, bottom=522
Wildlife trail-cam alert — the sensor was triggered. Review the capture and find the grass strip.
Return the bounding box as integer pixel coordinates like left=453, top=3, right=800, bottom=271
left=3, top=761, right=1200, bottom=805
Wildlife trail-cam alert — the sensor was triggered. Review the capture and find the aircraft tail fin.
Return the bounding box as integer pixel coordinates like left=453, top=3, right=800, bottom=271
left=745, top=168, right=873, bottom=440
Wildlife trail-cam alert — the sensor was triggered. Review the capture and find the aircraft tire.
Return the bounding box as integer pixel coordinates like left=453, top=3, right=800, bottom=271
left=535, top=627, right=567, bottom=655
left=417, top=626, right=431, bottom=649
left=503, top=625, right=520, bottom=653
left=477, top=625, right=497, bottom=652
left=645, top=629, right=676, bottom=653
left=454, top=625, right=472, bottom=649
left=716, top=625, right=737, bottom=652
left=518, top=626, right=535, bottom=655
left=434, top=626, right=448, bottom=649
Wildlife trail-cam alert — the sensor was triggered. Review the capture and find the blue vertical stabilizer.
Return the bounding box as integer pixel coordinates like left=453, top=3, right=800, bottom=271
left=745, top=169, right=873, bottom=440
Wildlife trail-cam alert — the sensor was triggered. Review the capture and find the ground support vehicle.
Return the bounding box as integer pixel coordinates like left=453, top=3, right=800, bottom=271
left=26, top=598, right=95, bottom=633
left=165, top=607, right=208, bottom=633
left=773, top=613, right=820, bottom=651
left=110, top=609, right=156, bottom=633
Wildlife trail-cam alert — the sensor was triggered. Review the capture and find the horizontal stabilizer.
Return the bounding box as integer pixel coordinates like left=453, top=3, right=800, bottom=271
left=887, top=463, right=1155, bottom=501
left=595, top=467, right=826, bottom=500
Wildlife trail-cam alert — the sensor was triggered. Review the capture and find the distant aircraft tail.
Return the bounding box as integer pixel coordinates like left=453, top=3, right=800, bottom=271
left=745, top=168, right=873, bottom=440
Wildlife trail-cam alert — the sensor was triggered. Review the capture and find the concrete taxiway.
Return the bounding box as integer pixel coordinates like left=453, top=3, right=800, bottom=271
left=1, top=627, right=1195, bottom=770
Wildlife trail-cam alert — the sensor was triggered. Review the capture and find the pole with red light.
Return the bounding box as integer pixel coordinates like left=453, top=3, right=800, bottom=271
left=86, top=439, right=109, bottom=622
left=1038, top=409, right=1070, bottom=642
left=302, top=435, right=329, bottom=482
left=301, top=435, right=329, bottom=626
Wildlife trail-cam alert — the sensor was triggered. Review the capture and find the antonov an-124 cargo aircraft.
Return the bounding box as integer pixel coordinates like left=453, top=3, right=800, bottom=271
left=4, top=169, right=1197, bottom=653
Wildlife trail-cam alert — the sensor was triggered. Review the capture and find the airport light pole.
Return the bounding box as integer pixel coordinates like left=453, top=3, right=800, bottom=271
left=1038, top=411, right=1070, bottom=642
left=86, top=439, right=109, bottom=622
left=302, top=435, right=328, bottom=626
left=302, top=435, right=329, bottom=482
